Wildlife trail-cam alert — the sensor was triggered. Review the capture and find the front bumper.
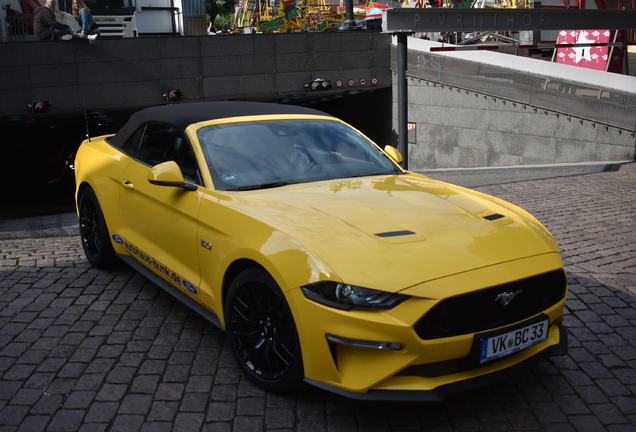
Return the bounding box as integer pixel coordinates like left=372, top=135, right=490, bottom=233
left=285, top=253, right=568, bottom=400
left=305, top=324, right=568, bottom=401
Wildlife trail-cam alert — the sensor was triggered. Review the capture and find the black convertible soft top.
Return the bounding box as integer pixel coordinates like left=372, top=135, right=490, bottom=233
left=109, top=101, right=329, bottom=148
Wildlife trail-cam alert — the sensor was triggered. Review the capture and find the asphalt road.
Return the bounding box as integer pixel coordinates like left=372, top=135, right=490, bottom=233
left=0, top=162, right=634, bottom=431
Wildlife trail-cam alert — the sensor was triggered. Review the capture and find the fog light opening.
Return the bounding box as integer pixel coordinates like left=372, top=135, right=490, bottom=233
left=326, top=334, right=402, bottom=351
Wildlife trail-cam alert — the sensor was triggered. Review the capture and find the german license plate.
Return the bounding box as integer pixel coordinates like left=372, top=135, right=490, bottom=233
left=478, top=318, right=548, bottom=364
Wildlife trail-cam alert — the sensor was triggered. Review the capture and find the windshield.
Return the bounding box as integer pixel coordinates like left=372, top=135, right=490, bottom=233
left=85, top=0, right=134, bottom=15
left=198, top=119, right=402, bottom=191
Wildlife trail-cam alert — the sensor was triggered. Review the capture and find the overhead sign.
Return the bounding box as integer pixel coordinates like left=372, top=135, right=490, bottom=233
left=382, top=9, right=636, bottom=33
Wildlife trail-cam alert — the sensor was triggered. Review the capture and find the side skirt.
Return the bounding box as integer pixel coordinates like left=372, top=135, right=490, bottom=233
left=118, top=254, right=223, bottom=331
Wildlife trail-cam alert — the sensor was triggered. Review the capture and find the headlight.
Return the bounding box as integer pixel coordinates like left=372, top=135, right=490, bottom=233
left=301, top=282, right=409, bottom=310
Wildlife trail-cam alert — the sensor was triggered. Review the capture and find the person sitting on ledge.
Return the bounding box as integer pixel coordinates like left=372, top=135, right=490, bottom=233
left=33, top=0, right=78, bottom=40
left=72, top=0, right=99, bottom=42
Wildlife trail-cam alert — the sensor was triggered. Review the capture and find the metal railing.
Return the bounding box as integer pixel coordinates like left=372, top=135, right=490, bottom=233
left=401, top=49, right=636, bottom=132
left=2, top=14, right=36, bottom=42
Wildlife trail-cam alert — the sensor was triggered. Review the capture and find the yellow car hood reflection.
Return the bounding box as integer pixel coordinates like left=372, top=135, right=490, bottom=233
left=224, top=173, right=557, bottom=292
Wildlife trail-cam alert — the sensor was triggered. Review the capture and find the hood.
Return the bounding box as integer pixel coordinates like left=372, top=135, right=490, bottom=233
left=225, top=174, right=557, bottom=291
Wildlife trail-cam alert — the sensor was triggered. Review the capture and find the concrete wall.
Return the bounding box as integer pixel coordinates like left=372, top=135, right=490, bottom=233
left=0, top=32, right=390, bottom=116
left=395, top=78, right=636, bottom=170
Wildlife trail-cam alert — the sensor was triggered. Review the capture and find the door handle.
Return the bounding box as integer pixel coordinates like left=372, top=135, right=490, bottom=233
left=122, top=180, right=135, bottom=189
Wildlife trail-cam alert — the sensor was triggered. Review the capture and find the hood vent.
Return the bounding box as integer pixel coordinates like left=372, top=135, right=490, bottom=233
left=375, top=230, right=416, bottom=238
left=483, top=213, right=505, bottom=221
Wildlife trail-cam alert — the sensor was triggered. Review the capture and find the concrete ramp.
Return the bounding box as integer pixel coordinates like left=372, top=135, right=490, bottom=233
left=396, top=37, right=636, bottom=169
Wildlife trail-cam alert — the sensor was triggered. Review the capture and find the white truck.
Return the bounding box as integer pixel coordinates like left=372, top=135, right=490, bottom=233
left=1, top=0, right=182, bottom=41
left=82, top=0, right=184, bottom=37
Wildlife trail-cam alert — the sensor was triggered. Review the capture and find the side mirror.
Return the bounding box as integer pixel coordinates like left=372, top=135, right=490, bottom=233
left=148, top=161, right=197, bottom=191
left=384, top=145, right=403, bottom=164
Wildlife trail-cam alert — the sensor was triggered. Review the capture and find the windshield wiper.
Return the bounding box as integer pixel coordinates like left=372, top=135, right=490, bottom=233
left=227, top=181, right=291, bottom=191
left=381, top=167, right=405, bottom=175
left=344, top=168, right=404, bottom=179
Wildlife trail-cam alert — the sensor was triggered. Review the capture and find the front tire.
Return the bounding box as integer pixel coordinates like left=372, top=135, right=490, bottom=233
left=78, top=187, right=116, bottom=269
left=224, top=267, right=304, bottom=392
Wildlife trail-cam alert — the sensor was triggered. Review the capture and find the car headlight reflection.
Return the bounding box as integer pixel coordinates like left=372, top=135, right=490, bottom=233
left=301, top=282, right=409, bottom=310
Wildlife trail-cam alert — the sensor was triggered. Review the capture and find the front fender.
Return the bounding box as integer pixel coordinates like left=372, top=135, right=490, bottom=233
left=219, top=231, right=338, bottom=296
left=196, top=194, right=339, bottom=327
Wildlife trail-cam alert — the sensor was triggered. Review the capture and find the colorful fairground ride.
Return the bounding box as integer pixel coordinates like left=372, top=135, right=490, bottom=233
left=402, top=0, right=531, bottom=8
left=234, top=0, right=389, bottom=33
left=233, top=0, right=583, bottom=34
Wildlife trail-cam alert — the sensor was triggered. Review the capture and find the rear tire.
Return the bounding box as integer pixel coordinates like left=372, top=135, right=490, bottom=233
left=78, top=187, right=116, bottom=269
left=224, top=267, right=304, bottom=392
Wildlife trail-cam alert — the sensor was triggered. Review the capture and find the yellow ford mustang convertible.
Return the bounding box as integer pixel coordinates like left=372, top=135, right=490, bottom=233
left=75, top=101, right=567, bottom=400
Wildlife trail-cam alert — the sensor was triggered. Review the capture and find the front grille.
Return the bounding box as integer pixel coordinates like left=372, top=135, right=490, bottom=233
left=414, top=270, right=566, bottom=339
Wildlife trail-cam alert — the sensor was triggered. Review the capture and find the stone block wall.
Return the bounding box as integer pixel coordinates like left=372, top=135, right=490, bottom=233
left=0, top=33, right=391, bottom=116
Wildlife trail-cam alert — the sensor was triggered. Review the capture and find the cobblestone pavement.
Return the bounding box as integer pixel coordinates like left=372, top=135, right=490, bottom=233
left=0, top=163, right=634, bottom=432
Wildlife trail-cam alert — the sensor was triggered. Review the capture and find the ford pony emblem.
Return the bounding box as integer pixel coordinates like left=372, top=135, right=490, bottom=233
left=494, top=289, right=522, bottom=307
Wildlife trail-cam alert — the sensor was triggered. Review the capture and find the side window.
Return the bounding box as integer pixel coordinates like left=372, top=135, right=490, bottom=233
left=137, top=123, right=176, bottom=167
left=122, top=124, right=146, bottom=158
left=137, top=123, right=202, bottom=185
left=169, top=137, right=202, bottom=185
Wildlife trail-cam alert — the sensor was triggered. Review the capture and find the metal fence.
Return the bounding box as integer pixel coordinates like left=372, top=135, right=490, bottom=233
left=402, top=49, right=636, bottom=132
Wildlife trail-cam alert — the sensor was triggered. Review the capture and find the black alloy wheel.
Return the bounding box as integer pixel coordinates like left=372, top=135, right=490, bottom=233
left=225, top=267, right=303, bottom=392
left=78, top=187, right=116, bottom=269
